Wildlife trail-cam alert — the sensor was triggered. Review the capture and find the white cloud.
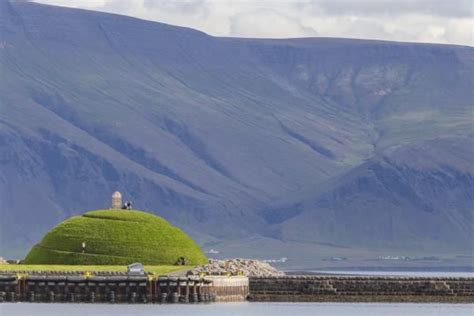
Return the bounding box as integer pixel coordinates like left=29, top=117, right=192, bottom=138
left=229, top=9, right=317, bottom=38
left=300, top=0, right=473, bottom=18
left=31, top=0, right=474, bottom=46
left=32, top=0, right=107, bottom=9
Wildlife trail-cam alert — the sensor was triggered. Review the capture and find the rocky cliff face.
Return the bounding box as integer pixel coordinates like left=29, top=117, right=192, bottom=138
left=0, top=0, right=472, bottom=259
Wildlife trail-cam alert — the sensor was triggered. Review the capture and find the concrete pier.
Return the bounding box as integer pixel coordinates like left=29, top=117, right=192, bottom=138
left=207, top=276, right=249, bottom=302
left=248, top=275, right=474, bottom=303
left=2, top=272, right=473, bottom=303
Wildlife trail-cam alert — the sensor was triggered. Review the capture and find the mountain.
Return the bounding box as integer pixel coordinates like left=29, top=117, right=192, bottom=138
left=1, top=0, right=473, bottom=265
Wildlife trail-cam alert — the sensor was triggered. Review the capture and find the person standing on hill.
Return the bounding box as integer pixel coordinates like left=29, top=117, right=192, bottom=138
left=122, top=201, right=132, bottom=210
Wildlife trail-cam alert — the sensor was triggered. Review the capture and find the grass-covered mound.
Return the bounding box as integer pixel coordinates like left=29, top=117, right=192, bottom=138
left=0, top=264, right=192, bottom=275
left=24, top=210, right=208, bottom=265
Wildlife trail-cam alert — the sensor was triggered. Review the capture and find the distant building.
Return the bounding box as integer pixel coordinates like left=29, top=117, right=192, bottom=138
left=112, top=191, right=122, bottom=209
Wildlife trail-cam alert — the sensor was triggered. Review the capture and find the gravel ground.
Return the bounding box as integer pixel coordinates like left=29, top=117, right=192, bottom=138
left=188, top=258, right=285, bottom=277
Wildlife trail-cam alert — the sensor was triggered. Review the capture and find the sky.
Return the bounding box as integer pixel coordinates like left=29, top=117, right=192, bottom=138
left=32, top=0, right=473, bottom=46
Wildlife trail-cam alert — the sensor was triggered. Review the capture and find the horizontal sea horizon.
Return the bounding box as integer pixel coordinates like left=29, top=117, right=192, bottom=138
left=303, top=270, right=474, bottom=278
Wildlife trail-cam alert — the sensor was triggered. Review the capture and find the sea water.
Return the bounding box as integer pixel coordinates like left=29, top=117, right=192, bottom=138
left=1, top=302, right=473, bottom=316
left=310, top=270, right=474, bottom=278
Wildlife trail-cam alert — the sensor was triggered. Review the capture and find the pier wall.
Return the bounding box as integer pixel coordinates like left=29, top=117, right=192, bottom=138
left=249, top=275, right=474, bottom=303
left=2, top=272, right=472, bottom=303
left=207, top=276, right=249, bottom=302
left=0, top=272, right=248, bottom=304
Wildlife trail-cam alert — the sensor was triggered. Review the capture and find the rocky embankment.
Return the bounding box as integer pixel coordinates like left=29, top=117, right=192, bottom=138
left=188, top=259, right=285, bottom=277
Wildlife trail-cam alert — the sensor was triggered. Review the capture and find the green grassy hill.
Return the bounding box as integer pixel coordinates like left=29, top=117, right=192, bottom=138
left=24, top=210, right=208, bottom=265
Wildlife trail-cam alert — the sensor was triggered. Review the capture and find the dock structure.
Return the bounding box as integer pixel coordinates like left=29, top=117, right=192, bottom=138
left=248, top=275, right=474, bottom=303
left=0, top=272, right=249, bottom=304
left=1, top=272, right=473, bottom=303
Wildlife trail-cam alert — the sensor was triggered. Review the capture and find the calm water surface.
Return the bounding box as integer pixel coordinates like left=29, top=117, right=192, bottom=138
left=1, top=302, right=473, bottom=316
left=312, top=271, right=474, bottom=277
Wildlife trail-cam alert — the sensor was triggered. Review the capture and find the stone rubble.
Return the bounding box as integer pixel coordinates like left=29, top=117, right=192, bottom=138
left=188, top=258, right=285, bottom=277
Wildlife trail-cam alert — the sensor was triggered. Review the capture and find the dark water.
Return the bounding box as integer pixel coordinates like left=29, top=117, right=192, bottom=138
left=1, top=302, right=473, bottom=316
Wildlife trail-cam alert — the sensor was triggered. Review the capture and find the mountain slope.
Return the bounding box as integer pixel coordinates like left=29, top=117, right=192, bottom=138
left=268, top=136, right=473, bottom=250
left=1, top=1, right=472, bottom=262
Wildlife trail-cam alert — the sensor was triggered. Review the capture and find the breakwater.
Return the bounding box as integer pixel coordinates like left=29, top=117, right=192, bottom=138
left=248, top=275, right=474, bottom=303
left=2, top=272, right=473, bottom=303
left=0, top=272, right=248, bottom=303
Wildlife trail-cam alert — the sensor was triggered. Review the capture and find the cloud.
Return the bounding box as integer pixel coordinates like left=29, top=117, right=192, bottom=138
left=229, top=8, right=317, bottom=38
left=143, top=0, right=206, bottom=13
left=31, top=0, right=107, bottom=9
left=31, top=0, right=474, bottom=46
left=301, top=0, right=473, bottom=18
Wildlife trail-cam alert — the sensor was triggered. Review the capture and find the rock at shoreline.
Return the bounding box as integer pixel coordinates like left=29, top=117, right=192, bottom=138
left=188, top=258, right=285, bottom=277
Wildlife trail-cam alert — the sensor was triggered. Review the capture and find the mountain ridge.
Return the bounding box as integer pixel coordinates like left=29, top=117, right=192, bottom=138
left=1, top=0, right=472, bottom=264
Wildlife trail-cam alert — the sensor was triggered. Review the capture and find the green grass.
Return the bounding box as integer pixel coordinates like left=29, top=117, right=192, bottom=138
left=24, top=209, right=208, bottom=265
left=0, top=264, right=193, bottom=275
